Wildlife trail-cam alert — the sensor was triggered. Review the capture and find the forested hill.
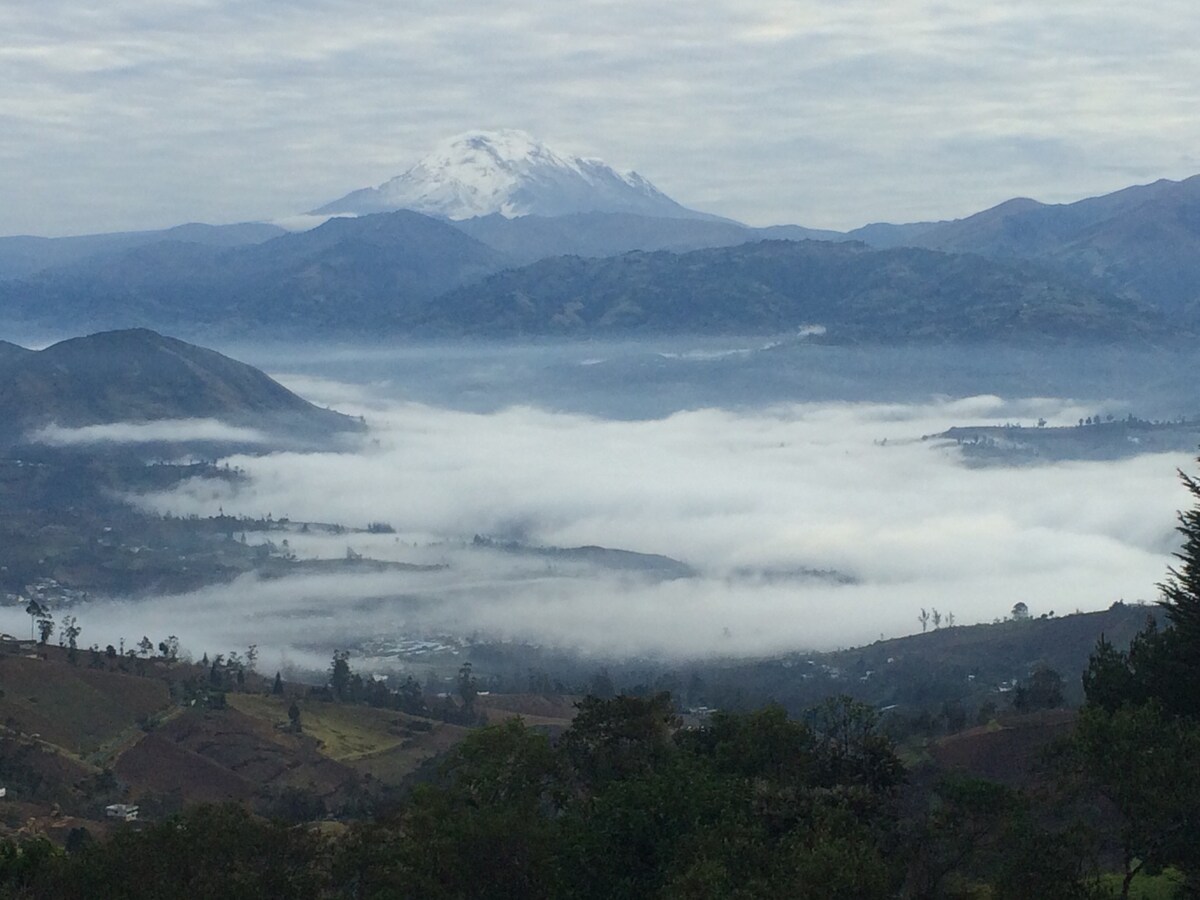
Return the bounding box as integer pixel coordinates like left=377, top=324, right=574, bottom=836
left=0, top=328, right=362, bottom=438
left=419, top=240, right=1158, bottom=342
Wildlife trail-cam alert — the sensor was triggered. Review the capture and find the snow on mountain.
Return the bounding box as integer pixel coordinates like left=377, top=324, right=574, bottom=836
left=313, top=130, right=724, bottom=221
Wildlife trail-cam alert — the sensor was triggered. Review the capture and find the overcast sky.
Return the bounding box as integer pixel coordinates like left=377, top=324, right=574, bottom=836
left=3, top=0, right=1199, bottom=237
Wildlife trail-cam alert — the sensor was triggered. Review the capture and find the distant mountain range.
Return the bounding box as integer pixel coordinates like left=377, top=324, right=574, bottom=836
left=0, top=329, right=362, bottom=444
left=1, top=131, right=1198, bottom=343
left=0, top=215, right=1156, bottom=342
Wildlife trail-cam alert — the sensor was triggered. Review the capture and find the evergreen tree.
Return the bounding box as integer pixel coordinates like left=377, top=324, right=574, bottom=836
left=329, top=651, right=351, bottom=700
left=1074, top=459, right=1200, bottom=895
left=1158, top=465, right=1200, bottom=664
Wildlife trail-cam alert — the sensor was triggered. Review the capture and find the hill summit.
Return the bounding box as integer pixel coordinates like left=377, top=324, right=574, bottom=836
left=313, top=129, right=719, bottom=221
left=0, top=329, right=362, bottom=442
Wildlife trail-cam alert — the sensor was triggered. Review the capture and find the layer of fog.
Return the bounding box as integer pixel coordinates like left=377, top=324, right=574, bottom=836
left=227, top=338, right=1200, bottom=422
left=31, top=419, right=269, bottom=447
left=3, top=377, right=1181, bottom=676
left=4, top=337, right=1193, bottom=675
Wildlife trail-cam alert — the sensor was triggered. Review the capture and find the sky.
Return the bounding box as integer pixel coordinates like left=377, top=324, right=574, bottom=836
left=3, top=0, right=1199, bottom=237
left=1, top=376, right=1183, bottom=672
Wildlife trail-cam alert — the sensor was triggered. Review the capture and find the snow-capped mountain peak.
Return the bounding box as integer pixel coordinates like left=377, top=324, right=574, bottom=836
left=313, top=130, right=714, bottom=221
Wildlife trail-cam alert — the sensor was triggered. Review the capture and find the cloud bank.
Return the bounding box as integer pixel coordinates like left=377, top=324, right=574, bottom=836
left=30, top=418, right=269, bottom=446
left=6, top=384, right=1177, bottom=673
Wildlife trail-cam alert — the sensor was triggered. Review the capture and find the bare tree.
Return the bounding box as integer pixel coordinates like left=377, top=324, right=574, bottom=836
left=918, top=608, right=930, bottom=633
left=36, top=611, right=54, bottom=646
left=24, top=599, right=43, bottom=641
left=62, top=616, right=81, bottom=663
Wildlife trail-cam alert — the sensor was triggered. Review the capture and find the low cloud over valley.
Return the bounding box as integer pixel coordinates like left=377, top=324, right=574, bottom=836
left=15, top=377, right=1179, bottom=674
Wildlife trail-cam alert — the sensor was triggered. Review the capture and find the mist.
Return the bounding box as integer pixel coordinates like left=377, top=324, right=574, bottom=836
left=3, top=340, right=1190, bottom=675
left=31, top=419, right=269, bottom=446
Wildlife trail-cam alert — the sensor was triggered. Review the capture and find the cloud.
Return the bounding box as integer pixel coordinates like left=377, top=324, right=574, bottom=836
left=2, top=0, right=1199, bottom=235
left=30, top=418, right=269, bottom=446
left=269, top=213, right=352, bottom=232
left=20, top=382, right=1170, bottom=673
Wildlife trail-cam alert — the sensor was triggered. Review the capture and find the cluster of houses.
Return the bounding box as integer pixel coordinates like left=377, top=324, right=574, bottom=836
left=2, top=578, right=88, bottom=610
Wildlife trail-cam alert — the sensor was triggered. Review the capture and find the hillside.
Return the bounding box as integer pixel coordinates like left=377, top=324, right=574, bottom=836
left=0, top=643, right=467, bottom=829
left=452, top=211, right=841, bottom=265
left=933, top=417, right=1200, bottom=463
left=0, top=340, right=32, bottom=365
left=0, top=212, right=507, bottom=334
left=684, top=602, right=1159, bottom=718
left=865, top=174, right=1200, bottom=316
left=0, top=639, right=582, bottom=835
left=419, top=239, right=1157, bottom=342
left=0, top=329, right=362, bottom=441
left=0, top=599, right=1164, bottom=866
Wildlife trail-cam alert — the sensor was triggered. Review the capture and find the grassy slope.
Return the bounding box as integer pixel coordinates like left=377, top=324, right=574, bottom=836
left=0, top=652, right=170, bottom=759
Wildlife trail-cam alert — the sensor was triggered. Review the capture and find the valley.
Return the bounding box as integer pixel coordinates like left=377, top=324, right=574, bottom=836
left=3, top=130, right=1200, bottom=896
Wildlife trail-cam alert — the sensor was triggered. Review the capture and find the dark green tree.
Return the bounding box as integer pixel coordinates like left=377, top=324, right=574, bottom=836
left=1072, top=702, right=1200, bottom=898
left=1159, top=464, right=1200, bottom=668
left=340, top=720, right=561, bottom=899
left=329, top=650, right=351, bottom=701
left=457, top=661, right=478, bottom=716
left=1012, top=666, right=1064, bottom=711
left=1074, top=458, right=1200, bottom=895
left=559, top=693, right=678, bottom=791
left=396, top=675, right=427, bottom=715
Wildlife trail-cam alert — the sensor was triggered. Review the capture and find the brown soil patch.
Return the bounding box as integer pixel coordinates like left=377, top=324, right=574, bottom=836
left=931, top=709, right=1076, bottom=786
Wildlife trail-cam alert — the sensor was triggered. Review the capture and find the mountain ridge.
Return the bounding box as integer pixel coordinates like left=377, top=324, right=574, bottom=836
left=414, top=239, right=1156, bottom=342
left=0, top=222, right=286, bottom=281
left=0, top=211, right=508, bottom=334
left=861, top=174, right=1200, bottom=312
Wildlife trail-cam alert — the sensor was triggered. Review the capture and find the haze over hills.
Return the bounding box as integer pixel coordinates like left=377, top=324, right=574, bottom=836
left=450, top=211, right=842, bottom=265
left=0, top=338, right=33, bottom=364
left=313, top=129, right=726, bottom=221
left=0, top=223, right=1154, bottom=342
left=0, top=212, right=506, bottom=334
left=0, top=328, right=361, bottom=440
left=0, top=130, right=1198, bottom=343
left=420, top=239, right=1156, bottom=342
left=850, top=174, right=1200, bottom=313
left=0, top=222, right=286, bottom=282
